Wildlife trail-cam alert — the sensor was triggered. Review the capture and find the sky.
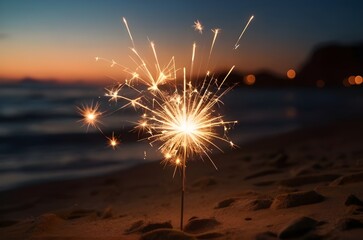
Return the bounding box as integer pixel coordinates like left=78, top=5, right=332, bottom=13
left=0, top=0, right=362, bottom=83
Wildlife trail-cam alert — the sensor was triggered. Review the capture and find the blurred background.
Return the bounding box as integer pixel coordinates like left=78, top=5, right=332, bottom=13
left=1, top=0, right=363, bottom=191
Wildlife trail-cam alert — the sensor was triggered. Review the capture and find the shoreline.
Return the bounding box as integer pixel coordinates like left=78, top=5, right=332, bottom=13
left=0, top=117, right=355, bottom=194
left=1, top=118, right=363, bottom=239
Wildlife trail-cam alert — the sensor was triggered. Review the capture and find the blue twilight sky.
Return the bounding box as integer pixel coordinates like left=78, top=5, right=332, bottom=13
left=0, top=0, right=362, bottom=82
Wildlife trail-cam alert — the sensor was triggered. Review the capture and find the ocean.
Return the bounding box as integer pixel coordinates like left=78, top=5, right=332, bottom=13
left=1, top=82, right=363, bottom=191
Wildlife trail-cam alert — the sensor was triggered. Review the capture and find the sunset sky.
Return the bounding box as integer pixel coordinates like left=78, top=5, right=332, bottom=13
left=1, top=0, right=362, bottom=83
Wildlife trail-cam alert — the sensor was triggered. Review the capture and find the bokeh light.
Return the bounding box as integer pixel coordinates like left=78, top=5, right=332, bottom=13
left=244, top=74, right=256, bottom=85
left=316, top=80, right=325, bottom=88
left=355, top=75, right=362, bottom=85
left=286, top=69, right=296, bottom=79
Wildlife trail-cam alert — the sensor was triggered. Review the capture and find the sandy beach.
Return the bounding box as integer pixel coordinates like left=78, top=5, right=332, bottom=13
left=1, top=118, right=363, bottom=240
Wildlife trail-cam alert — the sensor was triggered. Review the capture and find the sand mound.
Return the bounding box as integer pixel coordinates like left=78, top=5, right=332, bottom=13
left=184, top=218, right=220, bottom=234
left=271, top=190, right=325, bottom=209
left=125, top=220, right=173, bottom=234
left=214, top=198, right=238, bottom=209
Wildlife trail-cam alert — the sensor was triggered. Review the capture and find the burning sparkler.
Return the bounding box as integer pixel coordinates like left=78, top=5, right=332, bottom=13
left=79, top=16, right=253, bottom=230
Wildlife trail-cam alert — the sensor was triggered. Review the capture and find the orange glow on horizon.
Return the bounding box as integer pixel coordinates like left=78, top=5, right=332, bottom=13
left=0, top=43, right=245, bottom=83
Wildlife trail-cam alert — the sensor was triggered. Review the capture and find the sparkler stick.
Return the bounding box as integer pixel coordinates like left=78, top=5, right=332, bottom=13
left=80, top=16, right=254, bottom=231
left=181, top=67, right=187, bottom=230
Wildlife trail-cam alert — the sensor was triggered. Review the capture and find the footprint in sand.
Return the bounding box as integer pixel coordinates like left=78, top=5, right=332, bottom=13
left=215, top=191, right=273, bottom=211
left=214, top=198, right=238, bottom=209
left=238, top=199, right=272, bottom=211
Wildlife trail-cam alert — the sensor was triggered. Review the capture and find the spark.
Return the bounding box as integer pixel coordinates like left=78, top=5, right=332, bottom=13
left=122, top=17, right=135, bottom=48
left=190, top=42, right=196, bottom=81
left=108, top=132, right=119, bottom=149
left=105, top=85, right=121, bottom=102
left=218, top=65, right=235, bottom=90
left=193, top=20, right=203, bottom=34
left=234, top=15, right=254, bottom=50
left=78, top=102, right=102, bottom=130
left=209, top=28, right=220, bottom=59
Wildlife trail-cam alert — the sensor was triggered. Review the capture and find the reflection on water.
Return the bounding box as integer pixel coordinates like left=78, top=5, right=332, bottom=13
left=1, top=82, right=363, bottom=191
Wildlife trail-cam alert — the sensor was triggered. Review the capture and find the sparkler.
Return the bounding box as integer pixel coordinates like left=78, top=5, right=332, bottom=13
left=79, top=16, right=253, bottom=230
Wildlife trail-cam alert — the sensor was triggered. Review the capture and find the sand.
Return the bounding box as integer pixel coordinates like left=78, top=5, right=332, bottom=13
left=1, top=119, right=363, bottom=239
